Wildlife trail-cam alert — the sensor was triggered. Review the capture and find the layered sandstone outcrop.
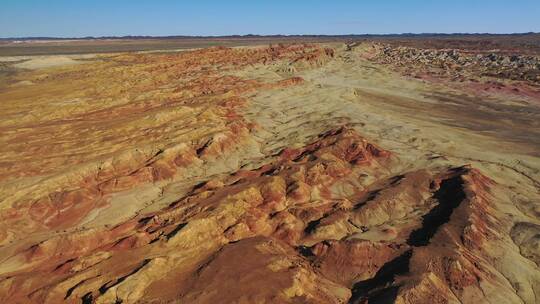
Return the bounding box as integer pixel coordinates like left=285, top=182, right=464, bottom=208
left=0, top=41, right=539, bottom=303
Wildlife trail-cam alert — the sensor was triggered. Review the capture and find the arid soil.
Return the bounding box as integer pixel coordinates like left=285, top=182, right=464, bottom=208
left=0, top=40, right=539, bottom=303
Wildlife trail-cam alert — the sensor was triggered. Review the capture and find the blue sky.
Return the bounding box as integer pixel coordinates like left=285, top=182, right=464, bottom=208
left=1, top=0, right=539, bottom=38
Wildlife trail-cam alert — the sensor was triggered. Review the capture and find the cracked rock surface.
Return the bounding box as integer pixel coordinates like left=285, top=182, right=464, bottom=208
left=0, top=42, right=539, bottom=303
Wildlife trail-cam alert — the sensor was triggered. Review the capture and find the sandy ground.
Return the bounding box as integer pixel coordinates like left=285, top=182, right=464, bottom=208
left=0, top=54, right=97, bottom=69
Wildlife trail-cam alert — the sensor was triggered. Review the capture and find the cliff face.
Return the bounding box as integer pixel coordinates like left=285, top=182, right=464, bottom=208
left=0, top=42, right=539, bottom=304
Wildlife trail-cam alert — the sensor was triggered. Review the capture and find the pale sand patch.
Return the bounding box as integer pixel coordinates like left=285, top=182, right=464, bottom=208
left=0, top=54, right=97, bottom=69
left=14, top=56, right=83, bottom=69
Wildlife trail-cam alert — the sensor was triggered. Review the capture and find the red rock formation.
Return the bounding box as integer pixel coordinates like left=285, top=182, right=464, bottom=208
left=1, top=42, right=537, bottom=304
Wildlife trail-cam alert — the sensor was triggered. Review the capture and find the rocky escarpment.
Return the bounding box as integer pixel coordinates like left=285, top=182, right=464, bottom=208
left=369, top=44, right=540, bottom=84
left=1, top=126, right=535, bottom=304
left=0, top=43, right=334, bottom=246
left=0, top=127, right=389, bottom=303
left=1, top=42, right=539, bottom=303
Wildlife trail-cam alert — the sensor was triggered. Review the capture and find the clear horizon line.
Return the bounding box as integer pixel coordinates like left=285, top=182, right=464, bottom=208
left=1, top=32, right=538, bottom=40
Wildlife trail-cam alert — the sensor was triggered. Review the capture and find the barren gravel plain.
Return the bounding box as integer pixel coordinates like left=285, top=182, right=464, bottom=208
left=0, top=37, right=539, bottom=303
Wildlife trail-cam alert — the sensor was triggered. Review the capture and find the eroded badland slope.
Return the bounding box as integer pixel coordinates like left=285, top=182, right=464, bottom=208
left=0, top=42, right=539, bottom=303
